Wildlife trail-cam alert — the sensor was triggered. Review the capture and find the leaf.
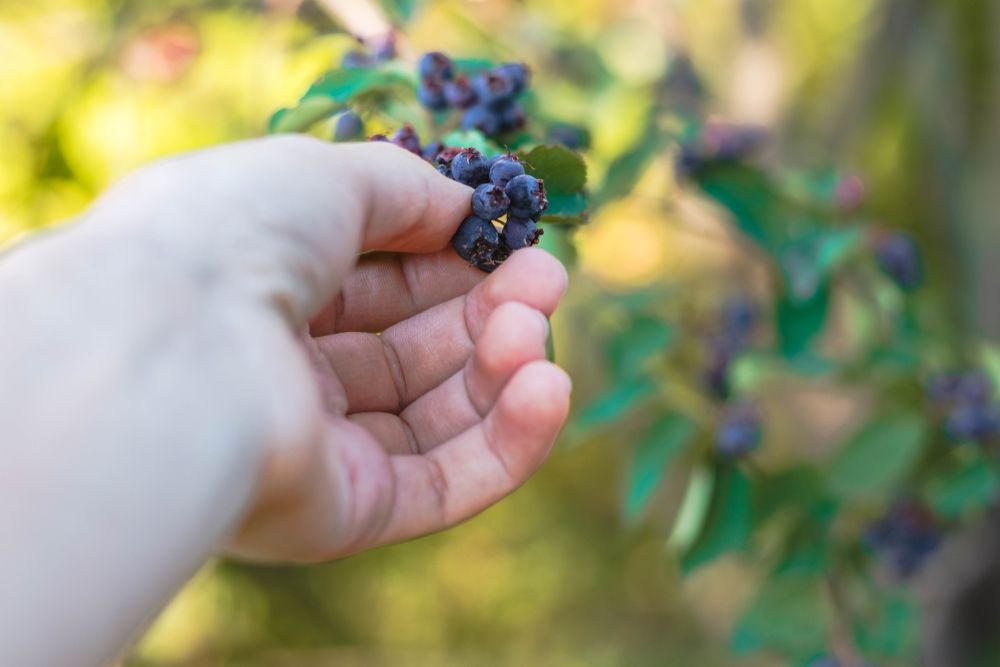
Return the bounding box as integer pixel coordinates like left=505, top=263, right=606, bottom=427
left=668, top=463, right=714, bottom=551
left=682, top=465, right=752, bottom=572
left=856, top=593, right=918, bottom=658
left=926, top=456, right=1000, bottom=519
left=268, top=97, right=340, bottom=134
left=776, top=289, right=830, bottom=359
left=596, top=113, right=672, bottom=204
left=573, top=376, right=657, bottom=433
left=827, top=413, right=930, bottom=500
left=539, top=192, right=588, bottom=225
left=625, top=413, right=697, bottom=520
left=731, top=573, right=830, bottom=657
left=453, top=58, right=496, bottom=74
left=303, top=67, right=413, bottom=102
left=695, top=163, right=784, bottom=251
left=780, top=227, right=864, bottom=303
left=521, top=144, right=588, bottom=194
left=607, top=316, right=675, bottom=380
left=441, top=129, right=491, bottom=155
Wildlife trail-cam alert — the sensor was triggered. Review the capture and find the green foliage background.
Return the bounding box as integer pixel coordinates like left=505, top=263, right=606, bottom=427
left=4, top=1, right=1000, bottom=665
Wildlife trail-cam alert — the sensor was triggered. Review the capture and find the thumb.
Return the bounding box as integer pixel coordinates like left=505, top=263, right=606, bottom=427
left=82, top=136, right=472, bottom=326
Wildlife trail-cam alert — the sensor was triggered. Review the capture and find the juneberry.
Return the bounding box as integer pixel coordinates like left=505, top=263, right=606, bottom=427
left=494, top=63, right=530, bottom=95
left=418, top=51, right=454, bottom=81
left=444, top=75, right=478, bottom=109
left=945, top=402, right=1000, bottom=443
left=864, top=500, right=941, bottom=579
left=489, top=155, right=525, bottom=189
left=473, top=70, right=517, bottom=108
left=714, top=403, right=761, bottom=459
left=421, top=141, right=445, bottom=162
left=502, top=217, right=539, bottom=250
left=333, top=111, right=364, bottom=141
left=368, top=134, right=390, bottom=142
left=391, top=124, right=421, bottom=155
left=461, top=105, right=502, bottom=137
left=452, top=215, right=501, bottom=272
left=472, top=183, right=510, bottom=221
left=417, top=78, right=449, bottom=111
left=497, top=101, right=526, bottom=133
left=505, top=174, right=548, bottom=220
left=874, top=232, right=923, bottom=291
left=450, top=148, right=491, bottom=187
left=341, top=50, right=374, bottom=69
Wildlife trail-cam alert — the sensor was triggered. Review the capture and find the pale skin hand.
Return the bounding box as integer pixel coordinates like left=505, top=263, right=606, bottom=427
left=0, top=136, right=571, bottom=666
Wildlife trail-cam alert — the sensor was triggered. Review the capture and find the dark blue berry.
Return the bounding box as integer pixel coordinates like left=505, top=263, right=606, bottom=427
left=494, top=63, right=530, bottom=95
left=945, top=402, right=1000, bottom=443
left=333, top=111, right=364, bottom=141
left=864, top=500, right=940, bottom=579
left=418, top=52, right=454, bottom=81
left=473, top=71, right=516, bottom=108
left=489, top=155, right=525, bottom=189
left=368, top=134, right=390, bottom=142
left=452, top=215, right=501, bottom=272
left=390, top=124, right=421, bottom=155
left=714, top=403, right=761, bottom=459
left=874, top=232, right=923, bottom=291
left=417, top=78, right=449, bottom=111
left=450, top=148, right=491, bottom=187
left=341, top=51, right=374, bottom=69
left=421, top=141, right=445, bottom=163
left=956, top=370, right=993, bottom=404
left=461, top=105, right=502, bottom=136
left=497, top=101, right=526, bottom=133
left=472, top=183, right=510, bottom=221
left=504, top=174, right=547, bottom=219
left=502, top=217, right=539, bottom=250
left=444, top=75, right=478, bottom=109
left=371, top=33, right=397, bottom=62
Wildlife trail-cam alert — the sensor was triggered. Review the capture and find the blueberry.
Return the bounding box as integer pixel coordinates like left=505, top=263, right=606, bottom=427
left=489, top=155, right=525, bottom=189
left=418, top=51, right=454, bottom=81
left=451, top=215, right=501, bottom=272
left=865, top=500, right=940, bottom=579
left=497, top=101, right=526, bottom=133
left=946, top=402, right=1000, bottom=443
left=874, top=232, right=923, bottom=291
left=421, top=141, right=445, bottom=163
left=444, top=75, right=478, bottom=109
left=417, top=78, right=449, bottom=111
left=502, top=217, right=539, bottom=250
left=390, top=124, right=421, bottom=155
left=341, top=51, right=374, bottom=69
left=472, top=183, right=510, bottom=220
left=504, top=174, right=547, bottom=219
left=714, top=403, right=761, bottom=459
left=473, top=71, right=517, bottom=108
left=494, top=62, right=530, bottom=95
left=450, top=148, right=491, bottom=187
left=333, top=111, right=364, bottom=141
left=956, top=370, right=993, bottom=404
left=461, top=105, right=502, bottom=137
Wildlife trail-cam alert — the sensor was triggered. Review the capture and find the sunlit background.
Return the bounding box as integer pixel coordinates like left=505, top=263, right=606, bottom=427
left=5, top=1, right=1000, bottom=665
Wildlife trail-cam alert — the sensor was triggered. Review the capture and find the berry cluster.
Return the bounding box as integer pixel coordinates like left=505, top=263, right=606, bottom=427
left=416, top=52, right=530, bottom=138
left=864, top=499, right=941, bottom=579
left=873, top=231, right=923, bottom=291
left=927, top=370, right=1000, bottom=444
left=367, top=127, right=548, bottom=272
left=703, top=296, right=758, bottom=399
left=714, top=402, right=762, bottom=460
left=676, top=121, right=767, bottom=178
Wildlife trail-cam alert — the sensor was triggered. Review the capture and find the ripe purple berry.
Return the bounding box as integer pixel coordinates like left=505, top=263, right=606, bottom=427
left=498, top=101, right=526, bottom=133
left=333, top=111, right=364, bottom=141
left=714, top=403, right=761, bottom=459
left=418, top=52, right=454, bottom=81
left=461, top=105, right=502, bottom=136
left=502, top=217, right=539, bottom=250
left=452, top=215, right=501, bottom=272
left=444, top=75, right=478, bottom=109
left=472, top=183, right=510, bottom=221
left=417, top=78, right=448, bottom=111
left=504, top=174, right=548, bottom=219
left=864, top=499, right=940, bottom=578
left=494, top=62, right=530, bottom=95
left=489, top=155, right=525, bottom=189
left=473, top=70, right=517, bottom=108
left=874, top=231, right=923, bottom=291
left=391, top=124, right=421, bottom=155
left=450, top=148, right=491, bottom=187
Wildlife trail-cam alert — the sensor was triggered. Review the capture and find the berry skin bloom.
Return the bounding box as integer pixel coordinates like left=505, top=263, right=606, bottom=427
left=504, top=174, right=548, bottom=220
left=501, top=218, right=539, bottom=250
left=450, top=148, right=491, bottom=187
left=874, top=232, right=923, bottom=291
left=489, top=155, right=525, bottom=189
left=472, top=184, right=510, bottom=221
left=333, top=111, right=364, bottom=141
left=714, top=403, right=761, bottom=459
left=417, top=51, right=455, bottom=81
left=390, top=124, right=422, bottom=155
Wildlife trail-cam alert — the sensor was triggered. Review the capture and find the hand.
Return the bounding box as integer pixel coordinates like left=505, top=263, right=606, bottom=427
left=0, top=136, right=570, bottom=665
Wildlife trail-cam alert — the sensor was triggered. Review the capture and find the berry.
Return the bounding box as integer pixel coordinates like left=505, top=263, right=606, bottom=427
left=417, top=78, right=449, bottom=111
left=472, top=183, right=510, bottom=220
left=450, top=148, right=491, bottom=187
left=722, top=296, right=757, bottom=342
left=444, top=75, right=478, bottom=109
left=956, top=370, right=993, bottom=403
left=703, top=123, right=767, bottom=161
left=461, top=105, right=502, bottom=136
left=489, top=155, right=525, bottom=189
left=874, top=232, right=923, bottom=291
left=504, top=174, right=548, bottom=219
left=473, top=70, right=517, bottom=108
left=497, top=101, right=526, bottom=133
left=391, top=124, right=421, bottom=155
left=714, top=403, right=761, bottom=459
left=494, top=62, right=530, bottom=95
left=333, top=111, right=364, bottom=141
left=341, top=51, right=374, bottom=69
left=370, top=33, right=397, bottom=62
left=502, top=217, right=540, bottom=250
left=864, top=499, right=940, bottom=578
left=418, top=51, right=454, bottom=81
left=452, top=215, right=501, bottom=272
left=945, top=402, right=1000, bottom=443
left=421, top=141, right=445, bottom=162
left=368, top=134, right=389, bottom=142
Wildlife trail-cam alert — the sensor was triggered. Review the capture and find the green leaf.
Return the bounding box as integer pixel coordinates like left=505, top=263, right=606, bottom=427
left=574, top=376, right=657, bottom=433
left=378, top=0, right=422, bottom=20
left=441, top=129, right=491, bottom=155
left=268, top=97, right=340, bottom=134
left=776, top=289, right=830, bottom=359
left=303, top=67, right=413, bottom=102
left=607, top=316, right=675, bottom=380
left=452, top=58, right=496, bottom=74
left=780, top=227, right=864, bottom=303
left=539, top=192, right=588, bottom=225
left=856, top=593, right=918, bottom=658
left=827, top=413, right=930, bottom=500
left=926, top=456, right=1000, bottom=519
left=625, top=413, right=697, bottom=520
left=521, top=144, right=588, bottom=194
left=596, top=114, right=672, bottom=204
left=682, top=465, right=752, bottom=572
left=731, top=573, right=830, bottom=657
left=695, top=163, right=784, bottom=251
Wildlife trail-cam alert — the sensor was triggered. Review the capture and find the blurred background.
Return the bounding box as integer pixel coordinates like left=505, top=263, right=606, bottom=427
left=4, top=1, right=1000, bottom=665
